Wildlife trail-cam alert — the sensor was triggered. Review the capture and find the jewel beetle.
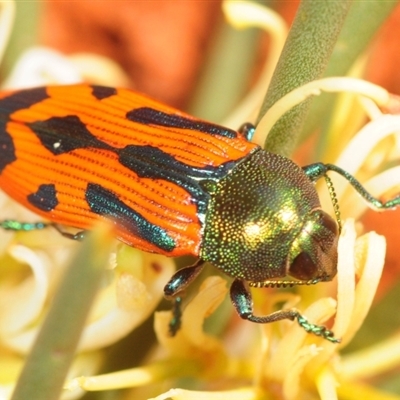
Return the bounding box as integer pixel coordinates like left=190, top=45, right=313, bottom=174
left=1, top=84, right=399, bottom=342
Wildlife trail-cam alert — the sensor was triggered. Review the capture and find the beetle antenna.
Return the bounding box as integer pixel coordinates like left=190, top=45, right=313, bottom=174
left=323, top=173, right=342, bottom=233
left=303, top=162, right=400, bottom=213
left=249, top=278, right=322, bottom=289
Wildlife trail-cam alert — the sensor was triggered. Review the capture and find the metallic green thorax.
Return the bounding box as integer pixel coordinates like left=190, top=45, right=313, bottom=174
left=201, top=149, right=338, bottom=283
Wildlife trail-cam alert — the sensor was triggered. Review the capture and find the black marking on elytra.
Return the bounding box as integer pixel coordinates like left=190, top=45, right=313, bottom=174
left=0, top=87, right=49, bottom=115
left=118, top=145, right=238, bottom=217
left=85, top=183, right=175, bottom=252
left=27, top=184, right=58, bottom=211
left=0, top=124, right=16, bottom=173
left=28, top=115, right=112, bottom=155
left=126, top=107, right=237, bottom=139
left=3, top=89, right=241, bottom=223
left=91, top=86, right=117, bottom=100
left=0, top=87, right=49, bottom=173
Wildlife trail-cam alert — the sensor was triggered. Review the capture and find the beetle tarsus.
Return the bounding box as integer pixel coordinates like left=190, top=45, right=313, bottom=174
left=0, top=219, right=49, bottom=231
left=0, top=219, right=88, bottom=242
left=168, top=297, right=183, bottom=336
left=296, top=314, right=341, bottom=343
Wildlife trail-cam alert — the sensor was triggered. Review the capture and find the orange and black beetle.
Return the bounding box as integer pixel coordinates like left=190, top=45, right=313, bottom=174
left=1, top=84, right=398, bottom=341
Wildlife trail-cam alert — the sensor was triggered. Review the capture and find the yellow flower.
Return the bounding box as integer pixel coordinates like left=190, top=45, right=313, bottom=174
left=0, top=222, right=174, bottom=399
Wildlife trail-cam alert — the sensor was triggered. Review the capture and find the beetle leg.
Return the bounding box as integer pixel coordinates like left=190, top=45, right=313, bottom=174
left=164, top=259, right=205, bottom=335
left=168, top=296, right=183, bottom=336
left=0, top=219, right=49, bottom=231
left=238, top=122, right=255, bottom=141
left=230, top=279, right=340, bottom=343
left=0, top=220, right=87, bottom=241
left=164, top=259, right=205, bottom=298
left=51, top=224, right=87, bottom=241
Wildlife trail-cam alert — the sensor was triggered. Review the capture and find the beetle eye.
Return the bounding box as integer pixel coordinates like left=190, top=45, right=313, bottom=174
left=320, top=210, right=339, bottom=237
left=288, top=210, right=339, bottom=282
left=289, top=251, right=318, bottom=280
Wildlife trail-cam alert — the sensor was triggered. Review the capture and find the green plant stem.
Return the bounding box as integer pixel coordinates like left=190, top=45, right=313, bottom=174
left=11, top=227, right=112, bottom=400
left=189, top=20, right=259, bottom=123
left=257, top=0, right=351, bottom=157
left=302, top=1, right=399, bottom=156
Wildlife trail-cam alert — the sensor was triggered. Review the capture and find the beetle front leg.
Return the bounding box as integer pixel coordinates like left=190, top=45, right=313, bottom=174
left=164, top=259, right=205, bottom=335
left=230, top=279, right=340, bottom=343
left=51, top=224, right=87, bottom=241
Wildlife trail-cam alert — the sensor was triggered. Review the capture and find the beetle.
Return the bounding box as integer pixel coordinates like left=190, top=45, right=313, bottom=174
left=1, top=84, right=399, bottom=342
